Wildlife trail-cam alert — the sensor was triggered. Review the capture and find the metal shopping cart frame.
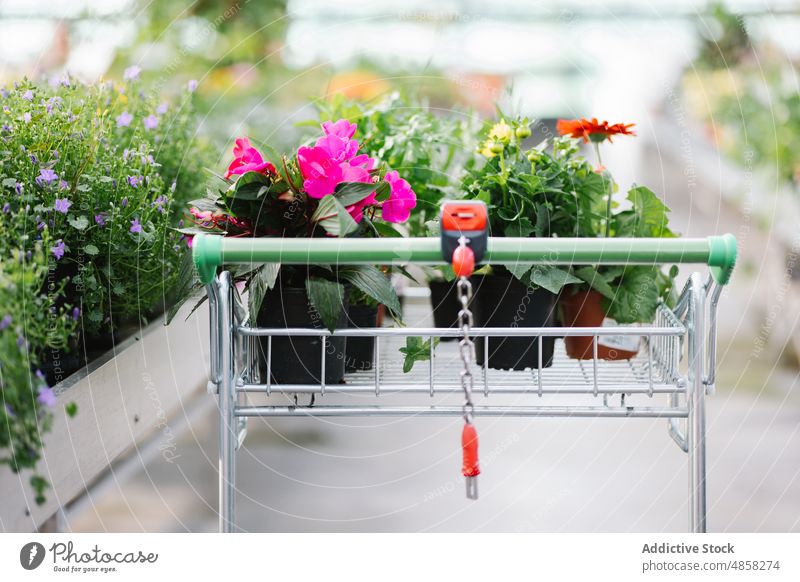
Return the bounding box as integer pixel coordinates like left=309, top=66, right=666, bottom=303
left=193, top=234, right=737, bottom=533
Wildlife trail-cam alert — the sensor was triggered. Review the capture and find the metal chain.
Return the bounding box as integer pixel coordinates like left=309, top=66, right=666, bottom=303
left=456, top=236, right=476, bottom=425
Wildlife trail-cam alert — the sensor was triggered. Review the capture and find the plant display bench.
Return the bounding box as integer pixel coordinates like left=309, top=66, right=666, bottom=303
left=193, top=234, right=737, bottom=533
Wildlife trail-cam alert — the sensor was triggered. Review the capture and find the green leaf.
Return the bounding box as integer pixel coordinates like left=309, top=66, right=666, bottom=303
left=503, top=262, right=533, bottom=281
left=573, top=266, right=615, bottom=299
left=65, top=402, right=78, bottom=418
left=334, top=181, right=390, bottom=206
left=337, top=265, right=401, bottom=317
left=2, top=177, right=17, bottom=188
left=230, top=171, right=272, bottom=200
left=497, top=206, right=523, bottom=222
left=311, top=195, right=359, bottom=236
left=246, top=263, right=280, bottom=325
left=68, top=216, right=89, bottom=230
left=84, top=244, right=99, bottom=256
left=369, top=220, right=403, bottom=238
left=504, top=217, right=534, bottom=237
left=616, top=186, right=676, bottom=238
left=528, top=264, right=581, bottom=294
left=305, top=277, right=345, bottom=332
left=399, top=336, right=438, bottom=373
left=603, top=266, right=660, bottom=324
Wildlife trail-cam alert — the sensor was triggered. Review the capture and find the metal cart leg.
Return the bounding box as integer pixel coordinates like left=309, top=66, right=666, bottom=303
left=687, top=273, right=707, bottom=533
left=217, top=272, right=237, bottom=532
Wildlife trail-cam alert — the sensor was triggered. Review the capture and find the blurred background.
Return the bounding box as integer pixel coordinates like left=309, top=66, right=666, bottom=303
left=2, top=0, right=799, bottom=532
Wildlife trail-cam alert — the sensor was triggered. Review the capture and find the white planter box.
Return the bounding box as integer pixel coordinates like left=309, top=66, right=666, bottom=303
left=0, top=303, right=210, bottom=532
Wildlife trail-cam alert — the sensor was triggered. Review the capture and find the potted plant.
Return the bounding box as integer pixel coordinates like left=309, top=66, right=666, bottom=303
left=185, top=119, right=415, bottom=384
left=459, top=117, right=609, bottom=370
left=555, top=118, right=678, bottom=359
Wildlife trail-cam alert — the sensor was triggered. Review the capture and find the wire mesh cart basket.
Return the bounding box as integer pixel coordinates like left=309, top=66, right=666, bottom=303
left=193, top=232, right=737, bottom=533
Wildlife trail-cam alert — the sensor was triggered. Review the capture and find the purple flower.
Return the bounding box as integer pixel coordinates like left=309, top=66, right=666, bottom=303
left=130, top=218, right=142, bottom=233
left=116, top=111, right=133, bottom=127
left=94, top=213, right=107, bottom=226
left=59, top=180, right=69, bottom=190
left=37, top=386, right=57, bottom=408
left=0, top=314, right=11, bottom=330
left=61, top=73, right=71, bottom=88
left=22, top=89, right=33, bottom=101
left=14, top=182, right=22, bottom=195
left=23, top=112, right=31, bottom=123
left=121, top=197, right=128, bottom=208
left=29, top=154, right=37, bottom=164
left=2, top=202, right=9, bottom=213
left=127, top=175, right=141, bottom=188
left=17, top=334, right=26, bottom=349
left=152, top=195, right=167, bottom=213
left=37, top=221, right=45, bottom=230
left=51, top=239, right=65, bottom=260
left=5, top=404, right=15, bottom=418
left=54, top=198, right=72, bottom=213
left=1, top=124, right=10, bottom=134
left=187, top=79, right=198, bottom=92
left=143, top=114, right=158, bottom=130
left=156, top=102, right=168, bottom=115
left=35, top=369, right=45, bottom=380
left=72, top=307, right=81, bottom=321
left=122, top=148, right=131, bottom=161
left=2, top=105, right=9, bottom=114
left=123, top=65, right=141, bottom=81
left=36, top=168, right=58, bottom=186
left=0, top=87, right=7, bottom=98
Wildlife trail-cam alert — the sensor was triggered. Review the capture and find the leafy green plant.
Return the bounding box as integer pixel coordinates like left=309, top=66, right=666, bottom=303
left=310, top=93, right=478, bottom=237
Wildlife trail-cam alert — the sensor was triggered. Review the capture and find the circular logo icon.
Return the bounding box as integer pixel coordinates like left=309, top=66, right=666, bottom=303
left=20, top=542, right=46, bottom=570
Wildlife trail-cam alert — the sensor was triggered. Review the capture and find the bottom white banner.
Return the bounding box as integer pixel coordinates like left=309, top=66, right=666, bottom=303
left=1, top=533, right=798, bottom=581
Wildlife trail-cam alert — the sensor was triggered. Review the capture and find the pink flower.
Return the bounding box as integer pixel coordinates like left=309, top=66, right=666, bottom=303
left=224, top=137, right=276, bottom=179
left=322, top=119, right=357, bottom=140
left=315, top=134, right=359, bottom=163
left=381, top=170, right=417, bottom=223
left=297, top=145, right=343, bottom=199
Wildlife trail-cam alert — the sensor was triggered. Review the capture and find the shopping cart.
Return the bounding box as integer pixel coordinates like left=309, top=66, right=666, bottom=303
left=192, top=228, right=736, bottom=533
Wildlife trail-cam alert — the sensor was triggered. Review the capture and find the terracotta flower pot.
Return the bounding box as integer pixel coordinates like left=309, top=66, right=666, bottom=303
left=559, top=289, right=639, bottom=360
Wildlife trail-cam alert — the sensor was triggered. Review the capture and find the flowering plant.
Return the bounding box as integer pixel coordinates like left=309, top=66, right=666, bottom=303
left=554, top=118, right=678, bottom=323
left=185, top=119, right=417, bottom=329
left=461, top=116, right=609, bottom=293
left=0, top=73, right=208, bottom=502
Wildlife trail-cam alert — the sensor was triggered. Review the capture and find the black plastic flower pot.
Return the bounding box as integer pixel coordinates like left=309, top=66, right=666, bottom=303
left=428, top=279, right=460, bottom=340
left=472, top=274, right=557, bottom=370
left=345, top=303, right=378, bottom=372
left=256, top=284, right=348, bottom=385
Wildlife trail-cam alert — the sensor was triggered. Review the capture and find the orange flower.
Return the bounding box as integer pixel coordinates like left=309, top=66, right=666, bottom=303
left=556, top=118, right=636, bottom=143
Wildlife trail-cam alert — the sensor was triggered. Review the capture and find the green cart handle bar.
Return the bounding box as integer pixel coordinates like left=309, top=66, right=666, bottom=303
left=193, top=233, right=737, bottom=287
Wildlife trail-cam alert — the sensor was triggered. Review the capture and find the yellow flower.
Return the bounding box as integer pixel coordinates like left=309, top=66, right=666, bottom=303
left=118, top=94, right=128, bottom=104
left=489, top=120, right=512, bottom=143
left=479, top=144, right=496, bottom=158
